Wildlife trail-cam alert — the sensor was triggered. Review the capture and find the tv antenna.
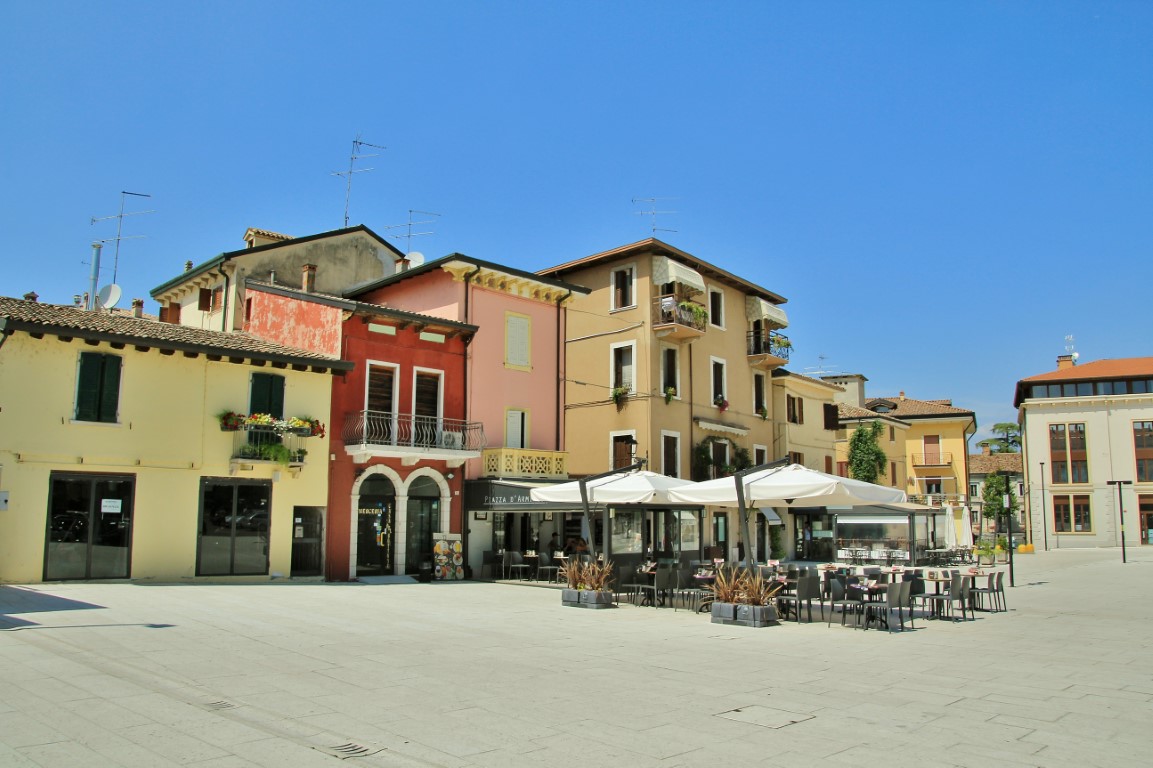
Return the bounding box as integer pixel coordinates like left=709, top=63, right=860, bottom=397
left=1064, top=334, right=1079, bottom=362
left=632, top=197, right=677, bottom=235
left=383, top=209, right=441, bottom=255
left=804, top=354, right=840, bottom=378
left=90, top=191, right=153, bottom=284
left=332, top=134, right=385, bottom=228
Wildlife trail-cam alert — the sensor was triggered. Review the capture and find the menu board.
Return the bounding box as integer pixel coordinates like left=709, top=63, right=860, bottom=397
left=432, top=534, right=464, bottom=580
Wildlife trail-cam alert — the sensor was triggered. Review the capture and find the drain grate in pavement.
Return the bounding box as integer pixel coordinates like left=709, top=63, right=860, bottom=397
left=321, top=743, right=384, bottom=759
left=205, top=700, right=238, bottom=710
left=716, top=705, right=813, bottom=729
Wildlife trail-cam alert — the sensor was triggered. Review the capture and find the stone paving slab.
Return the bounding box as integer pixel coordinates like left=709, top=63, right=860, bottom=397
left=2, top=547, right=1152, bottom=767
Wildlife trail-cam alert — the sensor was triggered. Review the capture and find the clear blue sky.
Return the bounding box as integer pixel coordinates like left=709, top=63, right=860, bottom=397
left=3, top=2, right=1150, bottom=444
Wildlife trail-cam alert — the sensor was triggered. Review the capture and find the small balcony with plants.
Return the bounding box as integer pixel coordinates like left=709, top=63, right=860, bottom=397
left=651, top=295, right=708, bottom=341
left=218, top=412, right=325, bottom=467
left=747, top=329, right=791, bottom=368
left=341, top=410, right=486, bottom=465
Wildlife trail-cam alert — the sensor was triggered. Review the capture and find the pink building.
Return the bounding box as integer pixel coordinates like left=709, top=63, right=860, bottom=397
left=350, top=255, right=589, bottom=577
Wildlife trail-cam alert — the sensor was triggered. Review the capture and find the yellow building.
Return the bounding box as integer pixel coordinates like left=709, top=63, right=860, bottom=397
left=0, top=296, right=349, bottom=583
left=538, top=238, right=790, bottom=561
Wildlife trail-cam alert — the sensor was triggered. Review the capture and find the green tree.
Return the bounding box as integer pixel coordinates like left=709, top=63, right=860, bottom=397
left=847, top=421, right=887, bottom=484
left=977, top=422, right=1021, bottom=453
left=981, top=472, right=1020, bottom=525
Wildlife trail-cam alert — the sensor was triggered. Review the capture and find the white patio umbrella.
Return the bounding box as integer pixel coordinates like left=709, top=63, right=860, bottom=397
left=667, top=463, right=906, bottom=565
left=667, top=463, right=906, bottom=508
left=530, top=468, right=697, bottom=558
left=530, top=470, right=695, bottom=505
left=943, top=505, right=959, bottom=549
left=959, top=506, right=975, bottom=548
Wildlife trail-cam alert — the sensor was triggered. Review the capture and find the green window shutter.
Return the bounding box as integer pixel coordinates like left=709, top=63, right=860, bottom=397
left=76, top=353, right=102, bottom=421
left=76, top=353, right=120, bottom=423
left=250, top=373, right=285, bottom=418
left=99, top=355, right=122, bottom=423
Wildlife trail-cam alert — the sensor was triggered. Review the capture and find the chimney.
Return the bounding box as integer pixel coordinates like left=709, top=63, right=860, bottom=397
left=1057, top=354, right=1076, bottom=370
left=302, top=263, right=317, bottom=293
left=23, top=291, right=39, bottom=303
left=184, top=260, right=193, bottom=272
left=131, top=298, right=144, bottom=318
left=982, top=444, right=992, bottom=456
left=899, top=391, right=905, bottom=401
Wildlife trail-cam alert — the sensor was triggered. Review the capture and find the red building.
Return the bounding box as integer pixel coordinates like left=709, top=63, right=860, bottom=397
left=243, top=280, right=482, bottom=580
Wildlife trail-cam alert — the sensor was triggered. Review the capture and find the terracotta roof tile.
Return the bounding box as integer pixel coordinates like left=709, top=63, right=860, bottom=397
left=868, top=396, right=974, bottom=418
left=1019, top=357, right=1153, bottom=383
left=969, top=452, right=1023, bottom=475
left=837, top=403, right=906, bottom=426
left=0, top=296, right=348, bottom=369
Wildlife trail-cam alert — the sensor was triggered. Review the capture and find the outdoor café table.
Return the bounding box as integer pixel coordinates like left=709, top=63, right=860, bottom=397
left=923, top=572, right=954, bottom=618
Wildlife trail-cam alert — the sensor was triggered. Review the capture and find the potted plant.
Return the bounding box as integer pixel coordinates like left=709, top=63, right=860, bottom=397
left=218, top=410, right=246, bottom=431
left=995, top=536, right=1009, bottom=563
left=560, top=560, right=616, bottom=609
left=756, top=406, right=768, bottom=421
left=610, top=386, right=629, bottom=408
left=709, top=568, right=782, bottom=627
left=664, top=386, right=677, bottom=404
left=976, top=543, right=996, bottom=566
left=714, top=395, right=729, bottom=412
left=678, top=300, right=708, bottom=328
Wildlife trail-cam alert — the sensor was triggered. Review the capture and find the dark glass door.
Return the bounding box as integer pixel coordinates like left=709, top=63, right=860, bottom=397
left=357, top=476, right=396, bottom=576
left=45, top=473, right=134, bottom=580
left=197, top=479, right=271, bottom=576
left=405, top=477, right=440, bottom=575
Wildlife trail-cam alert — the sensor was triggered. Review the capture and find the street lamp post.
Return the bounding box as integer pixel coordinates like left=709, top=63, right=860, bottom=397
left=1001, top=469, right=1015, bottom=588
left=1107, top=479, right=1132, bottom=564
left=1039, top=461, right=1048, bottom=551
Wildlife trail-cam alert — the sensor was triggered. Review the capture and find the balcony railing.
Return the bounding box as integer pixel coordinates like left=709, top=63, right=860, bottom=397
left=746, top=329, right=791, bottom=362
left=230, top=426, right=310, bottom=465
left=651, top=297, right=707, bottom=340
left=482, top=447, right=568, bottom=478
left=908, top=493, right=967, bottom=507
left=912, top=452, right=953, bottom=467
left=342, top=410, right=486, bottom=453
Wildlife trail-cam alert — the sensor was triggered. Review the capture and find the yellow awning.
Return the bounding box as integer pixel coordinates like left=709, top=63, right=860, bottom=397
left=745, top=296, right=789, bottom=329
left=652, top=256, right=706, bottom=295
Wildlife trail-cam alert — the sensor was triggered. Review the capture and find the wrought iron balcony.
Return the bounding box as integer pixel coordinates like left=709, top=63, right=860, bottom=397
left=747, top=329, right=791, bottom=367
left=482, top=447, right=568, bottom=478
left=230, top=426, right=310, bottom=466
left=912, top=452, right=954, bottom=467
left=651, top=297, right=707, bottom=341
left=342, top=410, right=486, bottom=465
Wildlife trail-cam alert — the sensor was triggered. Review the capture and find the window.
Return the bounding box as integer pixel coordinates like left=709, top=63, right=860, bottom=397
left=611, top=342, right=635, bottom=392
left=1050, top=422, right=1088, bottom=484
left=823, top=403, right=839, bottom=431
left=506, top=409, right=527, bottom=449
left=366, top=364, right=396, bottom=413
left=711, top=441, right=729, bottom=479
left=786, top=395, right=804, bottom=424
left=662, top=346, right=679, bottom=398
left=198, top=287, right=224, bottom=312
left=250, top=373, right=285, bottom=418
left=711, top=358, right=727, bottom=404
left=662, top=432, right=680, bottom=478
left=612, top=433, right=636, bottom=470
left=611, top=265, right=634, bottom=310
left=836, top=461, right=848, bottom=477
left=824, top=455, right=833, bottom=474
left=925, top=478, right=943, bottom=495
left=757, top=446, right=769, bottom=466
left=753, top=373, right=766, bottom=415
left=889, top=426, right=896, bottom=442
left=505, top=313, right=531, bottom=369
left=789, top=451, right=804, bottom=466
left=890, top=461, right=897, bottom=485
left=1135, top=421, right=1153, bottom=482
left=1053, top=494, right=1092, bottom=533
left=970, top=483, right=979, bottom=498
left=708, top=288, right=724, bottom=327
left=197, top=478, right=272, bottom=576
left=75, top=352, right=122, bottom=423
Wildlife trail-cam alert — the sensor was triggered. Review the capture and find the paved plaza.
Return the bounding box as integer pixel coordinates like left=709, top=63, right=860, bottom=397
left=1, top=547, right=1150, bottom=767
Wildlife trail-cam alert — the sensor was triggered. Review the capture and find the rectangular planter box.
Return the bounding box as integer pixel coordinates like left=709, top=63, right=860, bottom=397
left=561, top=589, right=615, bottom=609
left=711, top=602, right=779, bottom=627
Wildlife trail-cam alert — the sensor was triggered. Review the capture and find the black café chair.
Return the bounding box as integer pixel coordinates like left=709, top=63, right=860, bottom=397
left=827, top=577, right=865, bottom=629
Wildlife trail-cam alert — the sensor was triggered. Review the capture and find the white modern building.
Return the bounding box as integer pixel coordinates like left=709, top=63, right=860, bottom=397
left=1014, top=355, right=1153, bottom=550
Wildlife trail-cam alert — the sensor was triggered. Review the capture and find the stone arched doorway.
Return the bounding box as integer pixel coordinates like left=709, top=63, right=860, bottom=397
left=355, top=474, right=397, bottom=577
left=403, top=475, right=441, bottom=575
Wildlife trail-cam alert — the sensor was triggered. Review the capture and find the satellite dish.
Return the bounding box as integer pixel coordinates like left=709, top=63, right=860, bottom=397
left=407, top=251, right=425, bottom=268
left=95, top=284, right=122, bottom=310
